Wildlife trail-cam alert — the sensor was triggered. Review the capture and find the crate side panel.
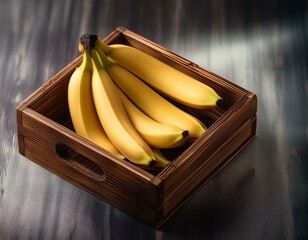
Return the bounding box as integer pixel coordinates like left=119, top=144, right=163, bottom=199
left=18, top=108, right=154, bottom=200
left=154, top=117, right=256, bottom=228
left=21, top=135, right=155, bottom=226
left=162, top=116, right=256, bottom=215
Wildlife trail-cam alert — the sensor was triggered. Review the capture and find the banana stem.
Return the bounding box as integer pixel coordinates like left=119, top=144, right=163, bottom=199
left=79, top=34, right=112, bottom=69
left=97, top=38, right=111, bottom=54
left=94, top=43, right=113, bottom=68
left=90, top=49, right=104, bottom=70
left=81, top=50, right=92, bottom=71
left=80, top=34, right=98, bottom=52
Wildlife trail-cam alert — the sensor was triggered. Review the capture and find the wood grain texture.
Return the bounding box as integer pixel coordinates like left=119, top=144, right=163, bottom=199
left=0, top=0, right=307, bottom=239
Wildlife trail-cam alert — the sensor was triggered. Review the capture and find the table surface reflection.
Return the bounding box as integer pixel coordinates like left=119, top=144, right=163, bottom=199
left=0, top=0, right=307, bottom=239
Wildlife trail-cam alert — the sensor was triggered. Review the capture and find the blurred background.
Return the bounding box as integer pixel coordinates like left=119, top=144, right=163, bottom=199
left=0, top=0, right=307, bottom=239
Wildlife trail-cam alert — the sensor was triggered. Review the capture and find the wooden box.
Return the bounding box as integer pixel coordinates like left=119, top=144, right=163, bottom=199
left=16, top=27, right=257, bottom=228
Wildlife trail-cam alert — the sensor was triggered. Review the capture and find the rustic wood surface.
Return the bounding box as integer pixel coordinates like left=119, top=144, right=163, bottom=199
left=0, top=0, right=307, bottom=239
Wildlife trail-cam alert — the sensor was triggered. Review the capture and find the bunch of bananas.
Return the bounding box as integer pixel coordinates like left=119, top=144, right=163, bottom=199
left=67, top=34, right=222, bottom=170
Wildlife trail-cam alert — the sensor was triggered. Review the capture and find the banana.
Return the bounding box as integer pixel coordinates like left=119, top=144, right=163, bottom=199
left=152, top=148, right=171, bottom=168
left=94, top=43, right=207, bottom=139
left=136, top=148, right=171, bottom=172
left=117, top=86, right=189, bottom=148
left=97, top=39, right=223, bottom=109
left=90, top=48, right=155, bottom=166
left=67, top=50, right=124, bottom=159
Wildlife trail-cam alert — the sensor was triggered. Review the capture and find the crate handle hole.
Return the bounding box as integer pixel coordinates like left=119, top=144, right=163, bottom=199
left=55, top=143, right=106, bottom=181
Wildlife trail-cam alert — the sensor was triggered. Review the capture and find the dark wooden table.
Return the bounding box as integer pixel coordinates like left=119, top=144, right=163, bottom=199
left=1, top=0, right=307, bottom=239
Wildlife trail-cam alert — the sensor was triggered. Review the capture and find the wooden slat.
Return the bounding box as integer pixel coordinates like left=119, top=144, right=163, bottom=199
left=162, top=116, right=256, bottom=216
left=22, top=135, right=155, bottom=225
left=156, top=117, right=256, bottom=228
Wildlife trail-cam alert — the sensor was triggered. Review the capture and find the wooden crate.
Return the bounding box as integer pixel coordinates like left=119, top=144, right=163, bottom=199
left=16, top=27, right=257, bottom=228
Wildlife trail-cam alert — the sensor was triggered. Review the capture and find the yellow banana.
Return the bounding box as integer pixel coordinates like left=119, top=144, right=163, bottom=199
left=67, top=51, right=124, bottom=159
left=90, top=48, right=155, bottom=166
left=117, top=86, right=189, bottom=148
left=97, top=39, right=223, bottom=109
left=137, top=148, right=171, bottom=171
left=94, top=44, right=207, bottom=139
left=152, top=148, right=171, bottom=168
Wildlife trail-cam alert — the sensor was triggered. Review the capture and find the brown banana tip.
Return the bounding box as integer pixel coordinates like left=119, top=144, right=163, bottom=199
left=80, top=34, right=98, bottom=52
left=182, top=130, right=189, bottom=138
left=216, top=98, right=223, bottom=107
left=149, top=159, right=157, bottom=166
